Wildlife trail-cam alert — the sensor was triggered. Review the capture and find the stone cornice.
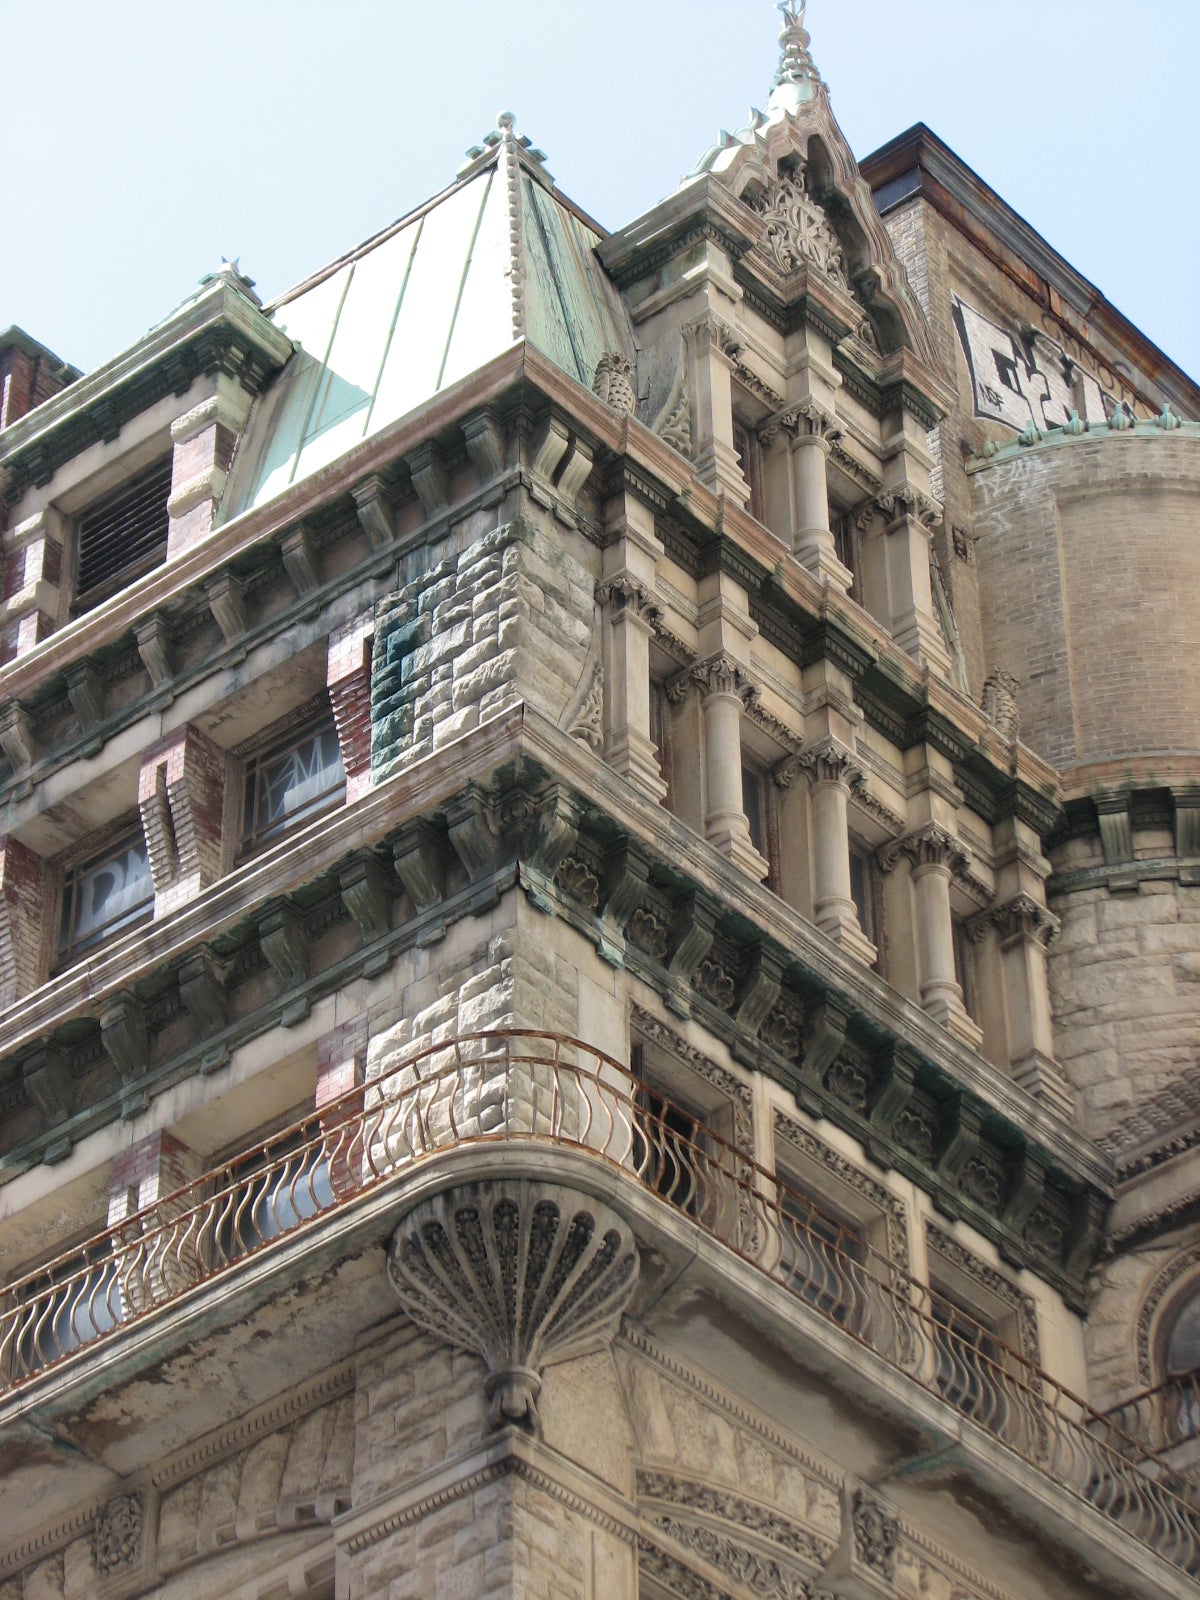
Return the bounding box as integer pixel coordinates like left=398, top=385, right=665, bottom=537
left=1, top=278, right=295, bottom=504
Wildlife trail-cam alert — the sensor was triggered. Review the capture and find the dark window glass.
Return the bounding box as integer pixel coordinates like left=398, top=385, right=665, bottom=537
left=75, top=458, right=172, bottom=608
left=218, top=1138, right=335, bottom=1259
left=742, top=763, right=767, bottom=859
left=59, top=831, right=153, bottom=961
left=633, top=1086, right=702, bottom=1218
left=241, top=718, right=344, bottom=853
left=932, top=1295, right=1000, bottom=1420
left=780, top=1188, right=867, bottom=1328
left=17, top=1248, right=122, bottom=1374
left=649, top=679, right=674, bottom=812
left=733, top=420, right=764, bottom=523
left=848, top=843, right=875, bottom=943
left=952, top=917, right=976, bottom=1018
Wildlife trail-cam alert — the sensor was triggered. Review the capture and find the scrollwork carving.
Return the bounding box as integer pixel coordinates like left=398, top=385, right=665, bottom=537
left=749, top=162, right=849, bottom=290
left=94, top=1493, right=143, bottom=1575
left=878, top=823, right=971, bottom=879
left=851, top=1489, right=899, bottom=1583
left=596, top=574, right=663, bottom=627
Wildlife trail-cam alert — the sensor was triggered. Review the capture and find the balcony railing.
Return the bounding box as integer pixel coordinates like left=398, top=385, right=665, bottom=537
left=2, top=1030, right=1198, bottom=1575
left=1103, top=1371, right=1200, bottom=1473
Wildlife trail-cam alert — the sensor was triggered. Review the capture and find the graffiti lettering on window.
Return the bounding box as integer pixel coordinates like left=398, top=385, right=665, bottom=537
left=953, top=300, right=1121, bottom=434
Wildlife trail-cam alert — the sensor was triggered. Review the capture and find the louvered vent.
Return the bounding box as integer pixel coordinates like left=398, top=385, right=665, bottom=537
left=76, top=458, right=172, bottom=606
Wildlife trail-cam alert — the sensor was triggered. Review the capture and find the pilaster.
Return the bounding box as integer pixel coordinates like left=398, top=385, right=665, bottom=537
left=137, top=725, right=226, bottom=916
left=166, top=378, right=254, bottom=556
left=0, top=834, right=47, bottom=1005
left=328, top=611, right=375, bottom=802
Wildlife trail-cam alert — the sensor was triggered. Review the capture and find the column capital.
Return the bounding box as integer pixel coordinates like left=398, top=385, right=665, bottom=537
left=759, top=396, right=841, bottom=450
left=684, top=652, right=760, bottom=707
left=879, top=821, right=970, bottom=879
left=794, top=736, right=864, bottom=790
left=971, top=891, right=1060, bottom=950
left=875, top=483, right=943, bottom=531
left=595, top=573, right=663, bottom=628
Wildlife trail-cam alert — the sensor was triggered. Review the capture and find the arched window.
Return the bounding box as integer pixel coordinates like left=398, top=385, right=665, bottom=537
left=1161, top=1284, right=1200, bottom=1446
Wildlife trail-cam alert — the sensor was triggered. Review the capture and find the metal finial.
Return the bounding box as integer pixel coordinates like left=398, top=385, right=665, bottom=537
left=774, top=0, right=819, bottom=90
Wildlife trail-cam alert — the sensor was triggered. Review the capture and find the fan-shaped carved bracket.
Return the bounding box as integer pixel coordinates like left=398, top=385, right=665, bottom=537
left=387, top=1179, right=639, bottom=1433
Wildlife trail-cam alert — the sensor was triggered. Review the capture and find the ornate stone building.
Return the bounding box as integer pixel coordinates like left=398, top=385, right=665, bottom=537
left=1, top=6, right=1198, bottom=1598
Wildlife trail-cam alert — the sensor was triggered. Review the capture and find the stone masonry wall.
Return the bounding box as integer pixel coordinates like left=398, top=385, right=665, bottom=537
left=1049, top=879, right=1200, bottom=1141
left=371, top=514, right=594, bottom=781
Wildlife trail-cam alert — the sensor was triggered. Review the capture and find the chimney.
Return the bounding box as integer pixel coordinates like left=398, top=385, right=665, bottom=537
left=0, top=326, right=80, bottom=433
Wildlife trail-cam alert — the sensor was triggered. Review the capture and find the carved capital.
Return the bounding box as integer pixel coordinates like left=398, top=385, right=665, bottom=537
left=974, top=892, right=1060, bottom=949
left=688, top=653, right=759, bottom=706
left=760, top=396, right=840, bottom=449
left=387, top=1180, right=638, bottom=1433
left=596, top=574, right=662, bottom=627
left=794, top=737, right=863, bottom=790
left=878, top=822, right=970, bottom=878
left=875, top=483, right=942, bottom=531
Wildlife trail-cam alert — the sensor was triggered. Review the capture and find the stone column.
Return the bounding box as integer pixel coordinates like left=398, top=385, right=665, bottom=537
left=866, top=488, right=951, bottom=676
left=690, top=655, right=768, bottom=882
left=0, top=834, right=47, bottom=1005
left=598, top=576, right=666, bottom=803
left=796, top=740, right=876, bottom=965
left=883, top=824, right=981, bottom=1049
left=328, top=611, right=375, bottom=803
left=1, top=505, right=66, bottom=659
left=770, top=401, right=852, bottom=591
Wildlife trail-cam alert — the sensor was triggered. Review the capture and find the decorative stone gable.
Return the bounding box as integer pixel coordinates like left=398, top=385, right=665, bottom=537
left=749, top=162, right=850, bottom=289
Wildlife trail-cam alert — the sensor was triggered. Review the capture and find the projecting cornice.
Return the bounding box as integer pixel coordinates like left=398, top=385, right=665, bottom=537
left=0, top=271, right=294, bottom=504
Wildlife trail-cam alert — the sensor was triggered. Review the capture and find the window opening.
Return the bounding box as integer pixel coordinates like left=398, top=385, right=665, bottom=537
left=779, top=1186, right=868, bottom=1329
left=649, top=678, right=674, bottom=812
left=733, top=419, right=764, bottom=523
left=74, top=457, right=172, bottom=610
left=241, top=716, right=345, bottom=854
left=932, top=1292, right=1002, bottom=1421
left=58, top=829, right=153, bottom=963
left=16, top=1245, right=122, bottom=1375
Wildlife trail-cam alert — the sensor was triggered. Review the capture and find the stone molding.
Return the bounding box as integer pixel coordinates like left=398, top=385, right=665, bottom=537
left=387, top=1179, right=639, bottom=1431
left=631, top=1002, right=755, bottom=1158
left=1135, top=1245, right=1200, bottom=1384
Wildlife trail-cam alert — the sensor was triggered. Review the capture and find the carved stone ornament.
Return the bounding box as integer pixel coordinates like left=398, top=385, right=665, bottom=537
left=592, top=351, right=637, bottom=415
left=596, top=574, right=663, bottom=627
left=689, top=653, right=760, bottom=707
left=749, top=161, right=849, bottom=290
left=566, top=661, right=604, bottom=753
left=758, top=396, right=840, bottom=449
left=387, top=1179, right=638, bottom=1433
left=852, top=1489, right=899, bottom=1583
left=794, top=738, right=863, bottom=790
left=875, top=484, right=942, bottom=532
left=975, top=892, right=1059, bottom=949
left=95, top=1492, right=143, bottom=1575
left=878, top=822, right=970, bottom=879
left=980, top=670, right=1020, bottom=742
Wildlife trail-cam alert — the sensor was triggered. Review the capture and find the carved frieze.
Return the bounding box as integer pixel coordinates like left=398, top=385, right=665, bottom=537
left=851, top=1489, right=899, bottom=1584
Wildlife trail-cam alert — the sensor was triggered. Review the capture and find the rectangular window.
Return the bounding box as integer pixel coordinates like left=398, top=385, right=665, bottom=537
left=779, top=1186, right=868, bottom=1330
left=240, top=716, right=345, bottom=854
left=59, top=829, right=153, bottom=963
left=742, top=760, right=779, bottom=889
left=932, top=1292, right=1002, bottom=1422
left=74, top=457, right=172, bottom=610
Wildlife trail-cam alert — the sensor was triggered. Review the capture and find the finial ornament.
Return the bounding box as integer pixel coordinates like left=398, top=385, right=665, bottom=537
left=774, top=0, right=820, bottom=91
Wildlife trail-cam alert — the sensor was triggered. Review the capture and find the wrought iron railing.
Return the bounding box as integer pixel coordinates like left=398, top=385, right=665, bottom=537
left=1103, top=1371, right=1200, bottom=1471
left=2, top=1030, right=1198, bottom=1574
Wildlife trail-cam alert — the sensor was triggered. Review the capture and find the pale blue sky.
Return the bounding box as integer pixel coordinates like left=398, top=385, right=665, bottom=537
left=3, top=1, right=1197, bottom=384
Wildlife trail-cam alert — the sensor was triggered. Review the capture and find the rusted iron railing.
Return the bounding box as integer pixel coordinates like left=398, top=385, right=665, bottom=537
left=1103, top=1371, right=1200, bottom=1471
left=2, top=1030, right=1198, bottom=1574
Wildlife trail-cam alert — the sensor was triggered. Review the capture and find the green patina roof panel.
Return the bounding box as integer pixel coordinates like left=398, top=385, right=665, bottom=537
left=222, top=155, right=635, bottom=522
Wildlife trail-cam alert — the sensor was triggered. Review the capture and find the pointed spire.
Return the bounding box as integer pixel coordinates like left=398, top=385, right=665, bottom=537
left=770, top=1, right=822, bottom=109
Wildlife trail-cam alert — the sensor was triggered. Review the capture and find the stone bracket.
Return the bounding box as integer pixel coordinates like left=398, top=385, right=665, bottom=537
left=259, top=903, right=309, bottom=991
left=177, top=946, right=229, bottom=1037
left=339, top=850, right=393, bottom=943
left=393, top=819, right=446, bottom=911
